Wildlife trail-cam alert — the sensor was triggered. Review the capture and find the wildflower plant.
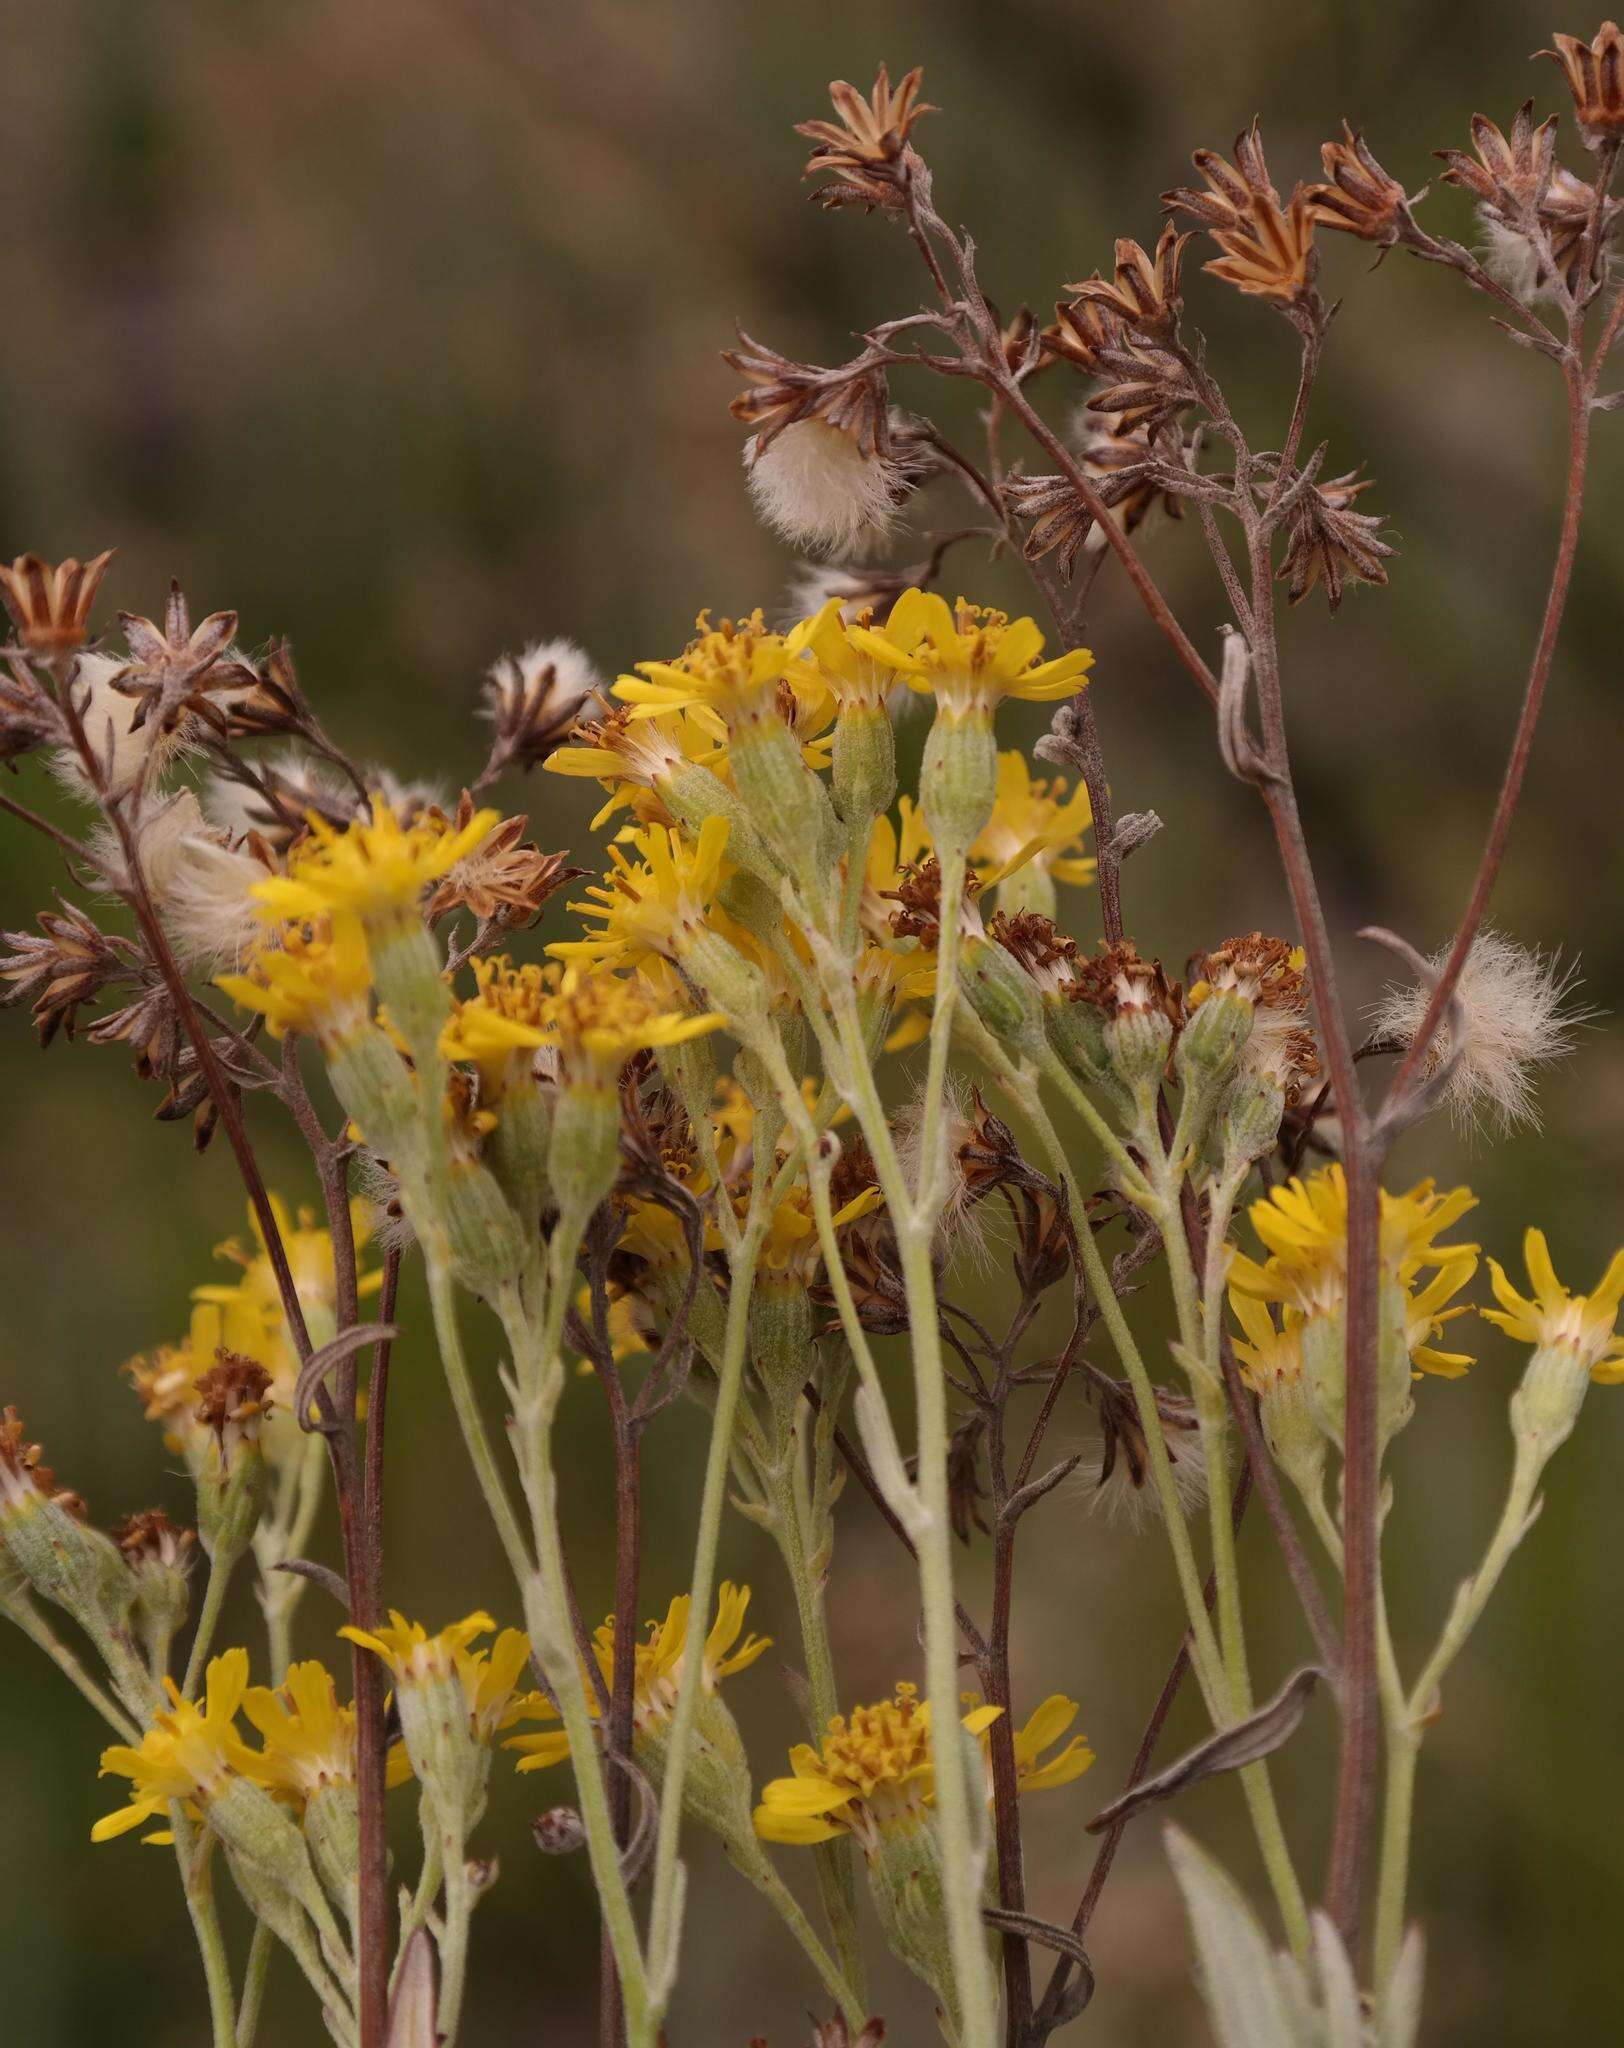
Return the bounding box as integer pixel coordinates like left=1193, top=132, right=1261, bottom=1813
left=2, top=22, right=1623, bottom=2048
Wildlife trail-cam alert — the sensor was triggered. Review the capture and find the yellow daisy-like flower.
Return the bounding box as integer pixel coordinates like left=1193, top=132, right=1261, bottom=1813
left=542, top=965, right=726, bottom=1086
left=125, top=1295, right=270, bottom=1448
left=970, top=752, right=1095, bottom=890
left=549, top=816, right=732, bottom=972
left=847, top=589, right=1094, bottom=719
left=614, top=610, right=811, bottom=736
left=971, top=1691, right=1095, bottom=1793
left=240, top=1660, right=413, bottom=1807
left=1404, top=1257, right=1480, bottom=1378
left=339, top=1611, right=535, bottom=1742
left=544, top=703, right=720, bottom=829
left=752, top=1681, right=1002, bottom=1853
left=252, top=796, right=499, bottom=929
left=93, top=1650, right=256, bottom=1842
left=1228, top=1165, right=1479, bottom=1319
left=438, top=953, right=553, bottom=1097
left=784, top=597, right=905, bottom=715
left=1484, top=1228, right=1624, bottom=1382
left=216, top=912, right=373, bottom=1045
left=507, top=1582, right=770, bottom=1773
left=1228, top=1294, right=1306, bottom=1393
left=756, top=1182, right=883, bottom=1290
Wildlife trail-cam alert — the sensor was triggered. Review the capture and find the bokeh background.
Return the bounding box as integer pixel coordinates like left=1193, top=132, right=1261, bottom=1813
left=3, top=0, right=1623, bottom=2040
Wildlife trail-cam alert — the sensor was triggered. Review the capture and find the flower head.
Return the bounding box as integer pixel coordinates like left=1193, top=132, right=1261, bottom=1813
left=847, top=591, right=1093, bottom=720
left=1485, top=1229, right=1624, bottom=1380
left=216, top=912, right=373, bottom=1046
left=93, top=1650, right=256, bottom=1841
left=544, top=703, right=717, bottom=827
left=550, top=816, right=732, bottom=971
left=1, top=550, right=115, bottom=657
left=1540, top=22, right=1624, bottom=145
left=508, top=1583, right=769, bottom=1771
left=752, top=1681, right=1000, bottom=1853
left=970, top=751, right=1094, bottom=890
left=615, top=612, right=801, bottom=738
left=241, top=1660, right=411, bottom=1808
left=251, top=796, right=498, bottom=930
left=796, top=64, right=935, bottom=211
left=541, top=965, right=725, bottom=1088
left=1163, top=121, right=1319, bottom=307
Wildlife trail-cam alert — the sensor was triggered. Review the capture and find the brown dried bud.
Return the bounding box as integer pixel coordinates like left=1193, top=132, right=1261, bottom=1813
left=0, top=550, right=115, bottom=657
left=193, top=1351, right=273, bottom=1464
left=1164, top=122, right=1319, bottom=308
left=1436, top=102, right=1557, bottom=218
left=1067, top=940, right=1182, bottom=1023
left=532, top=1806, right=587, bottom=1855
left=0, top=1405, right=57, bottom=1512
left=1068, top=225, right=1192, bottom=339
left=1188, top=932, right=1307, bottom=1010
left=1305, top=125, right=1413, bottom=246
left=480, top=640, right=600, bottom=779
left=1, top=902, right=134, bottom=1048
left=796, top=64, right=935, bottom=210
left=884, top=857, right=980, bottom=948
left=1273, top=466, right=1395, bottom=613
left=725, top=335, right=890, bottom=459
left=987, top=909, right=1078, bottom=990
left=423, top=795, right=580, bottom=930
left=114, top=584, right=253, bottom=737
left=0, top=669, right=62, bottom=765
left=1540, top=21, right=1624, bottom=145
left=946, top=1413, right=990, bottom=1545
left=113, top=1508, right=197, bottom=1573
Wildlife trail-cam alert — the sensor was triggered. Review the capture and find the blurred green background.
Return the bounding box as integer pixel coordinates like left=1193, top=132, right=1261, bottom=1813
left=3, top=0, right=1622, bottom=2040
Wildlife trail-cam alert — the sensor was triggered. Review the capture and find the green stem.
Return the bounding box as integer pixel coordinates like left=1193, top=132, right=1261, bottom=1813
left=392, top=1821, right=445, bottom=1981
left=644, top=1212, right=768, bottom=2017
left=261, top=1434, right=327, bottom=1675
left=435, top=1820, right=475, bottom=2046
left=737, top=1847, right=869, bottom=2031
left=425, top=1258, right=534, bottom=1593
left=171, top=1807, right=239, bottom=2048
left=184, top=1546, right=239, bottom=1700
left=8, top=1600, right=143, bottom=1741
left=236, top=1920, right=274, bottom=2048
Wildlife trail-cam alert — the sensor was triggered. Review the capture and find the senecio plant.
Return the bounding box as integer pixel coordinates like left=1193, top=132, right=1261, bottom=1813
left=2, top=22, right=1623, bottom=2048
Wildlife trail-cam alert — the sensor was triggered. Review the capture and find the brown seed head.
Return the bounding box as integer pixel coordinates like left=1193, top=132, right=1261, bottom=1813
left=1188, top=932, right=1308, bottom=1010
left=796, top=64, right=935, bottom=210
left=1272, top=466, right=1395, bottom=613
left=114, top=584, right=253, bottom=738
left=1539, top=21, right=1624, bottom=143
left=1304, top=124, right=1413, bottom=245
left=423, top=794, right=579, bottom=929
left=0, top=550, right=115, bottom=656
left=193, top=1351, right=273, bottom=1461
left=0, top=902, right=135, bottom=1048
left=1436, top=102, right=1558, bottom=216
left=1066, top=939, right=1182, bottom=1023
left=1068, top=224, right=1192, bottom=339
left=725, top=335, right=890, bottom=459
left=1164, top=122, right=1320, bottom=307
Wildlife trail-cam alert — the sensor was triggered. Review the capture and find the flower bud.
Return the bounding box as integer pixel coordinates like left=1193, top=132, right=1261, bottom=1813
left=369, top=918, right=449, bottom=1060
left=1104, top=1004, right=1173, bottom=1095
left=192, top=1354, right=273, bottom=1562
left=114, top=1511, right=196, bottom=1673
left=865, top=1811, right=961, bottom=2032
left=920, top=705, right=996, bottom=857
left=1510, top=1342, right=1593, bottom=1463
left=487, top=1073, right=552, bottom=1230
left=664, top=761, right=779, bottom=882
left=831, top=700, right=897, bottom=828
left=726, top=716, right=839, bottom=908
left=1045, top=995, right=1110, bottom=1087
left=303, top=1780, right=361, bottom=1910
left=1214, top=1073, right=1287, bottom=1169
left=1175, top=988, right=1253, bottom=1088
left=327, top=1022, right=419, bottom=1157
left=684, top=927, right=774, bottom=1041
left=1302, top=1283, right=1414, bottom=1455
left=547, top=1079, right=623, bottom=1226
left=440, top=1156, right=529, bottom=1298
left=1257, top=1377, right=1328, bottom=1504
left=959, top=939, right=1045, bottom=1059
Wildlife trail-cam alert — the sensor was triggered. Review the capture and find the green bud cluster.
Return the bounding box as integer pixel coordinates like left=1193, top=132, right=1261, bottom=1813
left=920, top=706, right=996, bottom=857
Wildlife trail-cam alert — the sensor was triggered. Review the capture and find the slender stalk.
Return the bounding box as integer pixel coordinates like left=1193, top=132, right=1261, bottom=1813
left=171, top=1808, right=239, bottom=2048
left=737, top=1850, right=869, bottom=2031
left=183, top=1548, right=237, bottom=1699
left=9, top=1601, right=142, bottom=1740
left=236, top=1921, right=275, bottom=2048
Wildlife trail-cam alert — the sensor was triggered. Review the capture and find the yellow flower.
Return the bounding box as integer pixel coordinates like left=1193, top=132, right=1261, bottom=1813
left=973, top=1691, right=1095, bottom=1793
left=125, top=1296, right=269, bottom=1448
left=970, top=752, right=1095, bottom=890
left=438, top=954, right=553, bottom=1098
left=93, top=1650, right=256, bottom=1841
left=784, top=596, right=900, bottom=715
left=216, top=912, right=372, bottom=1045
left=1485, top=1229, right=1624, bottom=1381
left=240, top=1660, right=413, bottom=1807
left=542, top=965, right=726, bottom=1086
left=507, top=1582, right=770, bottom=1772
left=252, top=796, right=499, bottom=928
left=757, top=1182, right=883, bottom=1289
left=339, top=1611, right=536, bottom=1741
left=1228, top=1295, right=1305, bottom=1393
left=545, top=703, right=720, bottom=828
left=550, top=816, right=732, bottom=972
left=846, top=589, right=1094, bottom=718
left=1228, top=1165, right=1479, bottom=1320
left=1404, top=1257, right=1479, bottom=1378
left=614, top=610, right=813, bottom=737
left=753, top=1681, right=1002, bottom=1853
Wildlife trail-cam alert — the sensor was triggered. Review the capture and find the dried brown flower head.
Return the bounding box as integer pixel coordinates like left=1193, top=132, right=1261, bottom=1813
left=988, top=908, right=1079, bottom=986
left=114, top=584, right=253, bottom=738
left=0, top=550, right=115, bottom=657
left=0, top=1404, right=56, bottom=1510
left=113, top=1508, right=197, bottom=1573
left=1435, top=102, right=1559, bottom=230
left=797, top=64, right=934, bottom=209
left=1305, top=124, right=1413, bottom=246
left=885, top=857, right=980, bottom=948
left=193, top=1351, right=273, bottom=1462
left=1272, top=466, right=1395, bottom=612
left=0, top=902, right=134, bottom=1047
left=0, top=668, right=61, bottom=765
left=423, top=795, right=578, bottom=929
left=1067, top=939, right=1182, bottom=1023
left=1540, top=21, right=1624, bottom=145
left=481, top=641, right=600, bottom=779
left=1189, top=932, right=1308, bottom=1009
left=1068, top=225, right=1193, bottom=340
left=725, top=336, right=890, bottom=460
left=1164, top=122, right=1319, bottom=308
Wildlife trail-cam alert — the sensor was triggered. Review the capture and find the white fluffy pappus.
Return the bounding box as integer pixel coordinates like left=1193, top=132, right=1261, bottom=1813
left=1367, top=928, right=1587, bottom=1135
left=489, top=637, right=602, bottom=709
left=1068, top=1419, right=1213, bottom=1530
left=156, top=831, right=272, bottom=968
left=744, top=420, right=901, bottom=558
left=48, top=653, right=169, bottom=800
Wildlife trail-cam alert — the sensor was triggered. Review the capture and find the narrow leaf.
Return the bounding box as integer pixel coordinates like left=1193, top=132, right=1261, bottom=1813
left=1164, top=1826, right=1297, bottom=2048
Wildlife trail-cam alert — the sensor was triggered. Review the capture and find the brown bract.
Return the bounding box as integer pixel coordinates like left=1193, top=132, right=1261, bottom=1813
left=0, top=550, right=115, bottom=657
left=724, top=335, right=890, bottom=459
left=1436, top=100, right=1557, bottom=217
left=797, top=63, right=934, bottom=209
left=1164, top=121, right=1320, bottom=307
left=1272, top=467, right=1395, bottom=612
left=1305, top=124, right=1412, bottom=246
left=115, top=583, right=253, bottom=738
left=1068, top=225, right=1192, bottom=340
left=423, top=795, right=578, bottom=930
left=482, top=652, right=593, bottom=777
left=0, top=902, right=134, bottom=1047
left=113, top=1508, right=196, bottom=1571
left=1540, top=21, right=1624, bottom=145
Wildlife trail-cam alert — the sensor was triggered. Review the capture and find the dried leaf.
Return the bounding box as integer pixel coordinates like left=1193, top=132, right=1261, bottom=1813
left=387, top=1929, right=440, bottom=2048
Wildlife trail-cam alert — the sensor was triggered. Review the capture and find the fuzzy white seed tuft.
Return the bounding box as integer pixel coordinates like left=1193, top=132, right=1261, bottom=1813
left=744, top=420, right=901, bottom=557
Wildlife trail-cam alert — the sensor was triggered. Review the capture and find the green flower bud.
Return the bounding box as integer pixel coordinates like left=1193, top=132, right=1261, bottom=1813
left=370, top=918, right=450, bottom=1060
left=1510, top=1342, right=1594, bottom=1463
left=664, top=760, right=780, bottom=883
left=1257, top=1376, right=1329, bottom=1505
left=439, top=1156, right=528, bottom=1298
left=920, top=705, right=997, bottom=857
left=636, top=1692, right=758, bottom=1852
left=726, top=716, right=839, bottom=909
left=327, top=1022, right=419, bottom=1157
left=1104, top=1004, right=1173, bottom=1094
left=1045, top=994, right=1110, bottom=1087
left=1175, top=989, right=1254, bottom=1089
left=866, top=1817, right=963, bottom=2032
left=831, top=701, right=897, bottom=828
left=547, top=1080, right=623, bottom=1226
left=1, top=1493, right=136, bottom=1635
left=684, top=928, right=774, bottom=1039
left=304, top=1780, right=361, bottom=1911
left=486, top=1073, right=552, bottom=1230
left=959, top=939, right=1045, bottom=1059
left=1302, top=1283, right=1414, bottom=1455
left=114, top=1512, right=196, bottom=1674
left=1214, top=1073, right=1287, bottom=1170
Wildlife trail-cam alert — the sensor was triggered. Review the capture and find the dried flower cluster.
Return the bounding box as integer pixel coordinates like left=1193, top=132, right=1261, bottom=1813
left=2, top=25, right=1621, bottom=2048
